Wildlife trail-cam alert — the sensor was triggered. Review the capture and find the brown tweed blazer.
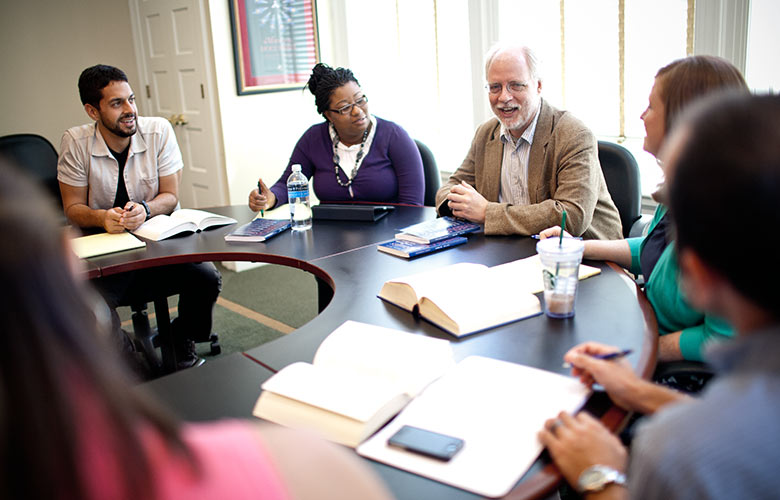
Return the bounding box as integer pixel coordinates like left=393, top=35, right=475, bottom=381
left=436, top=100, right=622, bottom=240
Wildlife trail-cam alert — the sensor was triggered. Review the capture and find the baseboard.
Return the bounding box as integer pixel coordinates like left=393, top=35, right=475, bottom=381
left=222, top=261, right=268, bottom=273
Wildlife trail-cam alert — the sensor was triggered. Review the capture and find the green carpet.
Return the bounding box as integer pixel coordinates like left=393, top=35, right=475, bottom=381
left=118, top=263, right=318, bottom=364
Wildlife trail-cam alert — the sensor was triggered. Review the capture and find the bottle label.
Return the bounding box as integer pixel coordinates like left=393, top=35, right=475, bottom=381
left=289, top=189, right=309, bottom=200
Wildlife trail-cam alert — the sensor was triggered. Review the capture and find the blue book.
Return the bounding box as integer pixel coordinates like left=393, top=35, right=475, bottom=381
left=395, top=216, right=481, bottom=244
left=377, top=236, right=468, bottom=259
left=224, top=218, right=292, bottom=242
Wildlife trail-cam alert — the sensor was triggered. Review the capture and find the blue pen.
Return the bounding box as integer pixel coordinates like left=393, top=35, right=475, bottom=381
left=562, top=349, right=633, bottom=368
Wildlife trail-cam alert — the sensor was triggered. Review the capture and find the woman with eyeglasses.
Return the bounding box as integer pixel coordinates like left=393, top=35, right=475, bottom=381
left=249, top=63, right=425, bottom=210
left=540, top=55, right=748, bottom=366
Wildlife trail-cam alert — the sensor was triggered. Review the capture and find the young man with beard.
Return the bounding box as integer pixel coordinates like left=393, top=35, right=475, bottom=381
left=58, top=64, right=221, bottom=371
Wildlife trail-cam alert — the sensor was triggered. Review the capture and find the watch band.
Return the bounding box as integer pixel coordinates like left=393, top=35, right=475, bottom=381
left=140, top=200, right=151, bottom=221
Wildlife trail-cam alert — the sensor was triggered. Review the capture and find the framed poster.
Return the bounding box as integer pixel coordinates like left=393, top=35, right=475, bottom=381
left=229, top=0, right=320, bottom=95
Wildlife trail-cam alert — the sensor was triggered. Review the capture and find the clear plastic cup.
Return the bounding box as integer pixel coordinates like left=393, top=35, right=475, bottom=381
left=536, top=237, right=585, bottom=318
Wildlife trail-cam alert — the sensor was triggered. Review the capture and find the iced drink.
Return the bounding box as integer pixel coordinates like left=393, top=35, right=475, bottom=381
left=536, top=237, right=585, bottom=318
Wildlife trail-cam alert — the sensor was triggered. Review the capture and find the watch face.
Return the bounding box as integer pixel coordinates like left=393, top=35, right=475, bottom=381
left=581, top=467, right=608, bottom=489
left=578, top=465, right=624, bottom=493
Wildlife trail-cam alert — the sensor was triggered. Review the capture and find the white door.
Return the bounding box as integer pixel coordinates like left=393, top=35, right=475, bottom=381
left=131, top=0, right=226, bottom=208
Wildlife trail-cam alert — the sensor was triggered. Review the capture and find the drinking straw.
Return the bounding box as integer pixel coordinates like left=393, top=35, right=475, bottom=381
left=558, top=210, right=567, bottom=248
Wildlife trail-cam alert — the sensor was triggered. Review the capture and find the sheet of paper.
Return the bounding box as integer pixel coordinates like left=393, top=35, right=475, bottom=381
left=358, top=356, right=590, bottom=498
left=254, top=204, right=292, bottom=220
left=489, top=254, right=601, bottom=295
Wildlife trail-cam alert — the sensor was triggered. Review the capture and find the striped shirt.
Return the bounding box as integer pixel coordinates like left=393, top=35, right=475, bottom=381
left=498, top=107, right=541, bottom=206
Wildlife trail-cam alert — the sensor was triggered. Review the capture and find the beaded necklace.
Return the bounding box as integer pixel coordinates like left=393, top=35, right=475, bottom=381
left=332, top=121, right=372, bottom=198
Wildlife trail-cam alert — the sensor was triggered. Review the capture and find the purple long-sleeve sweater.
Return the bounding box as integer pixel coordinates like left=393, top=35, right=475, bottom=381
left=269, top=117, right=424, bottom=206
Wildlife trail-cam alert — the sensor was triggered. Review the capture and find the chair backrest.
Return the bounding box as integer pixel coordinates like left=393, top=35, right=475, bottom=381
left=598, top=140, right=641, bottom=238
left=414, top=139, right=440, bottom=206
left=0, top=134, right=61, bottom=207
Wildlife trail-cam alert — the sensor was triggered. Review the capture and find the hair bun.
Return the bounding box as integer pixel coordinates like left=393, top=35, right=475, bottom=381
left=307, top=63, right=332, bottom=95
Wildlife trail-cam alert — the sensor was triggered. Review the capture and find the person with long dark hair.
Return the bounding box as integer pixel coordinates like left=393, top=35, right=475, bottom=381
left=249, top=63, right=425, bottom=209
left=0, top=162, right=392, bottom=500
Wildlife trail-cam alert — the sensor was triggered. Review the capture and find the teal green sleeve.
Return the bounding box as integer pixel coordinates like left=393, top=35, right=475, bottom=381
left=678, top=315, right=735, bottom=362
left=626, top=237, right=644, bottom=275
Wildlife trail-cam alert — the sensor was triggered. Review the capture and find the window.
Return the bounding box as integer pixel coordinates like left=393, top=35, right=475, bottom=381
left=332, top=0, right=699, bottom=197
left=497, top=0, right=690, bottom=196
left=340, top=0, right=475, bottom=174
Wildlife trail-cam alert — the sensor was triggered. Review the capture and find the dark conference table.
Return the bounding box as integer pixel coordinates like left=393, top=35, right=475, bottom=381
left=92, top=205, right=657, bottom=500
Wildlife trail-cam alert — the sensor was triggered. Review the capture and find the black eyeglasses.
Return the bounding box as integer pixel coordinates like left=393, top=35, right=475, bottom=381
left=329, top=95, right=369, bottom=115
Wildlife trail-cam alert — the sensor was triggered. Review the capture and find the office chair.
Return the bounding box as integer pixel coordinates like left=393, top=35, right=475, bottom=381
left=414, top=139, right=440, bottom=207
left=0, top=134, right=62, bottom=209
left=597, top=140, right=647, bottom=238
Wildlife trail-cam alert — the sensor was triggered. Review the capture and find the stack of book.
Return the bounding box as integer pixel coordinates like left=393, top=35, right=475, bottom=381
left=377, top=216, right=481, bottom=258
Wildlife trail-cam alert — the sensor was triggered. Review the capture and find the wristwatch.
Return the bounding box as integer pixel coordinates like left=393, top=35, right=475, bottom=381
left=140, top=200, right=151, bottom=221
left=577, top=465, right=627, bottom=494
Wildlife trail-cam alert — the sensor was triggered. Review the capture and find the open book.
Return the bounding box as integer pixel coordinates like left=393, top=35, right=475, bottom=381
left=357, top=356, right=591, bottom=498
left=253, top=321, right=455, bottom=448
left=378, top=262, right=542, bottom=337
left=132, top=209, right=236, bottom=241
left=377, top=255, right=600, bottom=337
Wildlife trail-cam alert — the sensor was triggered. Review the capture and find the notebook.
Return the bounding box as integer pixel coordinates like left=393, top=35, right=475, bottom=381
left=224, top=218, right=292, bottom=242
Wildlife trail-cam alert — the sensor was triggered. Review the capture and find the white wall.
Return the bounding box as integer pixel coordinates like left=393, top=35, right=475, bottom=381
left=206, top=1, right=334, bottom=205
left=0, top=0, right=140, bottom=149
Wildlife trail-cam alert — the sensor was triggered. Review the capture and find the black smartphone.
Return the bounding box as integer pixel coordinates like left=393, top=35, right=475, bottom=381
left=387, top=425, right=464, bottom=461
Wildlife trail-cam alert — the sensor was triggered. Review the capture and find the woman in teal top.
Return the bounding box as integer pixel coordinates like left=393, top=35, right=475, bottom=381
left=541, top=56, right=747, bottom=362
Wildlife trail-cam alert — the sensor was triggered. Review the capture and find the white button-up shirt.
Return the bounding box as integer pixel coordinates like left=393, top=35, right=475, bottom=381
left=57, top=116, right=183, bottom=209
left=498, top=107, right=541, bottom=206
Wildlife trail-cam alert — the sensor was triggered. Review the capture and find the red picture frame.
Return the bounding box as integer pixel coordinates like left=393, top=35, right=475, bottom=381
left=229, top=0, right=320, bottom=95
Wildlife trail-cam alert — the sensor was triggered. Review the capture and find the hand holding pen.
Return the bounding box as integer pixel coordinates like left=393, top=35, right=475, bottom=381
left=249, top=178, right=275, bottom=215
left=562, top=342, right=641, bottom=411
left=117, top=202, right=145, bottom=231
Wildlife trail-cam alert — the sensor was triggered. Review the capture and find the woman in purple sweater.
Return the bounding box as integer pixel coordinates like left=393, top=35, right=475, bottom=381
left=249, top=64, right=425, bottom=209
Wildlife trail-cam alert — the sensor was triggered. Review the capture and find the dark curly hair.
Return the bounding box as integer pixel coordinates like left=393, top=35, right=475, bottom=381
left=305, top=63, right=361, bottom=116
left=78, top=64, right=129, bottom=108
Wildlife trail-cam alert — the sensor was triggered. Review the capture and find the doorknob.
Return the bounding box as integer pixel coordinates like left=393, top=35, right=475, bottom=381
left=167, top=114, right=189, bottom=126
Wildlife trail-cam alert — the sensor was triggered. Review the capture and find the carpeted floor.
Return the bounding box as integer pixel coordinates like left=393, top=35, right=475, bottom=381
left=118, top=262, right=318, bottom=365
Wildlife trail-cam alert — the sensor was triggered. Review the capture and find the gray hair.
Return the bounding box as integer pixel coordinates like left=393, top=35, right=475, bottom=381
left=484, top=44, right=541, bottom=82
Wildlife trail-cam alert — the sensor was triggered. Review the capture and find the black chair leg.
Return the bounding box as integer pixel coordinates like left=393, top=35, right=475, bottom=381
left=130, top=305, right=162, bottom=376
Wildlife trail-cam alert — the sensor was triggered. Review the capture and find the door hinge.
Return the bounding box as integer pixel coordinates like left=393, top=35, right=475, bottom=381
left=146, top=85, right=151, bottom=99
left=200, top=84, right=205, bottom=99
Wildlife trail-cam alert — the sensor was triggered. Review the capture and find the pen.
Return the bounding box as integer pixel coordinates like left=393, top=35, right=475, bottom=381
left=257, top=181, right=264, bottom=217
left=562, top=349, right=633, bottom=368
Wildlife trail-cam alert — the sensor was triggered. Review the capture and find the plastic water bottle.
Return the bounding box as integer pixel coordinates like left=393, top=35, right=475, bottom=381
left=286, top=164, right=312, bottom=231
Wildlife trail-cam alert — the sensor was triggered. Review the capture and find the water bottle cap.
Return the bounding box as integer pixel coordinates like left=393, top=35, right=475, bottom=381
left=292, top=164, right=302, bottom=172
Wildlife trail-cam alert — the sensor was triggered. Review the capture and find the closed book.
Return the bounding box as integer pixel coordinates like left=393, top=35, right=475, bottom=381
left=71, top=231, right=146, bottom=259
left=224, top=218, right=292, bottom=242
left=395, top=216, right=481, bottom=244
left=133, top=209, right=237, bottom=241
left=377, top=236, right=468, bottom=259
left=253, top=321, right=455, bottom=448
